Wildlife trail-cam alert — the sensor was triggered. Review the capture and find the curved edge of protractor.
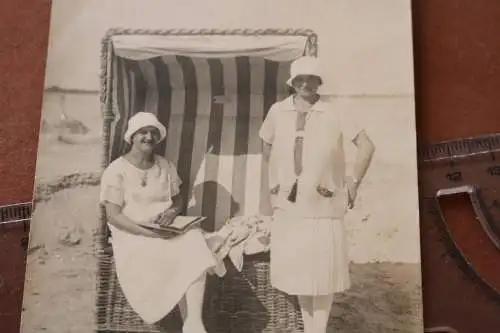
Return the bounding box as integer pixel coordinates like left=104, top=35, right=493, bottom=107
left=437, top=185, right=500, bottom=251
left=419, top=133, right=500, bottom=303
left=433, top=186, right=500, bottom=300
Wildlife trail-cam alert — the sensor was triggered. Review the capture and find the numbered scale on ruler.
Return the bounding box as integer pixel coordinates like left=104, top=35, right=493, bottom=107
left=0, top=202, right=33, bottom=248
left=420, top=134, right=500, bottom=255
left=0, top=201, right=33, bottom=328
left=419, top=133, right=500, bottom=332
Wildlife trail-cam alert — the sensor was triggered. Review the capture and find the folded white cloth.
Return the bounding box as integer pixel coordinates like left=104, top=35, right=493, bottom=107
left=203, top=215, right=272, bottom=274
left=229, top=241, right=246, bottom=272
left=244, top=232, right=271, bottom=255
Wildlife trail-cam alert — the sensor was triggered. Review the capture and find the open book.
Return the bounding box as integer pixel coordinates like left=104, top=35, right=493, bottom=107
left=139, top=216, right=207, bottom=234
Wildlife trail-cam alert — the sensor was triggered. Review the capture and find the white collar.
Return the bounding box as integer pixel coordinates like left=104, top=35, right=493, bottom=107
left=282, top=95, right=328, bottom=112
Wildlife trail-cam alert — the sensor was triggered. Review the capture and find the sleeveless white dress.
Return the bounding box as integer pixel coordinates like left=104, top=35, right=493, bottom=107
left=99, top=155, right=217, bottom=324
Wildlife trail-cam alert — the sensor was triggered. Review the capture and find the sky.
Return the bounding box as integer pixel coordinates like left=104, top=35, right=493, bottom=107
left=43, top=0, right=414, bottom=96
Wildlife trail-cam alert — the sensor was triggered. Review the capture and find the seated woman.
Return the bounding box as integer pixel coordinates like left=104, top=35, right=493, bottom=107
left=99, top=111, right=216, bottom=332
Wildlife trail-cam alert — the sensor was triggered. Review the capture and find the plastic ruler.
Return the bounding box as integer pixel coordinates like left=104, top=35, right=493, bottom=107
left=3, top=134, right=500, bottom=332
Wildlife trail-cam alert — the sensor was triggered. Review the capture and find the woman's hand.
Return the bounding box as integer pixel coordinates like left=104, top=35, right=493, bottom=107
left=136, top=224, right=181, bottom=239
left=103, top=202, right=174, bottom=239
left=155, top=208, right=178, bottom=227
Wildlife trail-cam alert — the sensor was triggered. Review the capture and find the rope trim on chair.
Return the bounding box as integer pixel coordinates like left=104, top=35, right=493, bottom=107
left=99, top=28, right=318, bottom=109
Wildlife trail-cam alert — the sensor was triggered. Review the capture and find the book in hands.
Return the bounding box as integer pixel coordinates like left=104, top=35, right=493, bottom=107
left=139, top=215, right=207, bottom=234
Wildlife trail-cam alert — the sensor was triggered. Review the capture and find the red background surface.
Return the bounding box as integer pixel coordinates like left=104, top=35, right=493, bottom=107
left=1, top=0, right=500, bottom=332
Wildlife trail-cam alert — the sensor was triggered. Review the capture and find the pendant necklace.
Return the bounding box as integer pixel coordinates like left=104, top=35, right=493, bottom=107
left=141, top=171, right=148, bottom=187
left=139, top=159, right=156, bottom=187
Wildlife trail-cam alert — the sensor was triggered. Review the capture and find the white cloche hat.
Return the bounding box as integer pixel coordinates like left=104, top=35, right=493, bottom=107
left=286, top=56, right=323, bottom=87
left=124, top=112, right=167, bottom=144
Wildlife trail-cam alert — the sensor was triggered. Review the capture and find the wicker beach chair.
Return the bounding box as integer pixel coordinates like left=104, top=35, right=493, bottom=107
left=95, top=28, right=318, bottom=333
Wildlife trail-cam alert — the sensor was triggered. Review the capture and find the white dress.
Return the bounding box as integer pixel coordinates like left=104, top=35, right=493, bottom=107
left=259, top=96, right=352, bottom=296
left=99, top=155, right=217, bottom=324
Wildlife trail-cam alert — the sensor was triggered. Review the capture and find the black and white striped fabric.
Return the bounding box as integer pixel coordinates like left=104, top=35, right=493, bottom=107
left=108, top=37, right=307, bottom=231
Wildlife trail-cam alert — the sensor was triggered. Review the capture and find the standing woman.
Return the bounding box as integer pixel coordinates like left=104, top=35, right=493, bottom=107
left=259, top=56, right=375, bottom=333
left=100, top=112, right=216, bottom=332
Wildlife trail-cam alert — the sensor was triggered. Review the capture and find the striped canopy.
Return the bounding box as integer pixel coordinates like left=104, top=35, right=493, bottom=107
left=112, top=34, right=310, bottom=61
left=104, top=31, right=315, bottom=231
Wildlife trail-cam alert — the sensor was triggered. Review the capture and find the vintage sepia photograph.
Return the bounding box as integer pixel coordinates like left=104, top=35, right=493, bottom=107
left=21, top=1, right=422, bottom=332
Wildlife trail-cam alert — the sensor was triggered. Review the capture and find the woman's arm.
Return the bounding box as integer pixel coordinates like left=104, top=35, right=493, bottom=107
left=103, top=202, right=162, bottom=238
left=262, top=142, right=272, bottom=162
left=259, top=105, right=275, bottom=162
left=156, top=193, right=184, bottom=226
left=351, top=130, right=375, bottom=184
left=169, top=193, right=184, bottom=215
left=346, top=130, right=375, bottom=208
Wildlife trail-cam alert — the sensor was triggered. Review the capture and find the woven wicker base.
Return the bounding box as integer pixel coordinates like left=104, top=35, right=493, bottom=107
left=96, top=251, right=303, bottom=333
left=203, top=253, right=304, bottom=333
left=96, top=253, right=169, bottom=332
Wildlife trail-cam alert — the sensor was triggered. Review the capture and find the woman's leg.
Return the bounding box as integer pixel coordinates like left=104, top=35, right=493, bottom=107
left=181, top=271, right=208, bottom=332
left=298, top=295, right=314, bottom=333
left=312, top=294, right=335, bottom=333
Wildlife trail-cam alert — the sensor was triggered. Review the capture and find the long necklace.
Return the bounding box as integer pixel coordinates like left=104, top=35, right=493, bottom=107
left=288, top=98, right=315, bottom=203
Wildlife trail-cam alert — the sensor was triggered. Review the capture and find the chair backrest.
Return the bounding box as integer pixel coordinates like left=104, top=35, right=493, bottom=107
left=100, top=30, right=318, bottom=234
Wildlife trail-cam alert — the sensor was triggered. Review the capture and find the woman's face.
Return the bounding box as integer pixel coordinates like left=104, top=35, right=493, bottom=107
left=292, top=75, right=322, bottom=98
left=131, top=126, right=160, bottom=153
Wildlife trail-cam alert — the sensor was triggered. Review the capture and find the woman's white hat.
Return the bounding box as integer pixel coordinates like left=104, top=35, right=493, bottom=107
left=286, top=56, right=323, bottom=87
left=124, top=112, right=167, bottom=144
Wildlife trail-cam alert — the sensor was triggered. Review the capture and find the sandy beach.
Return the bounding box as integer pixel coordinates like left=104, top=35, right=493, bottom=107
left=20, top=95, right=423, bottom=332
